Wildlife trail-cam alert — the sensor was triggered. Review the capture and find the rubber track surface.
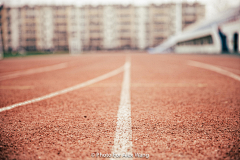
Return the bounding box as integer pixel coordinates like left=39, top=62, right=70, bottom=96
left=0, top=53, right=239, bottom=160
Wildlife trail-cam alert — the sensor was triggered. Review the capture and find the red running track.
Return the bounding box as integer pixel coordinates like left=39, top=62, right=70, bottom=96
left=0, top=53, right=239, bottom=159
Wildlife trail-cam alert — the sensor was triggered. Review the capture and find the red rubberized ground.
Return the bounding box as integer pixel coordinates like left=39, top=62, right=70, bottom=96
left=0, top=53, right=239, bottom=159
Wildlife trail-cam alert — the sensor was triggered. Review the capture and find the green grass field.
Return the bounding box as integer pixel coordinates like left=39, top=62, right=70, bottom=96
left=3, top=51, right=69, bottom=58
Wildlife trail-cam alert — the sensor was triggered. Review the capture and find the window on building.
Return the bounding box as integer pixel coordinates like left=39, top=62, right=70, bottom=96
left=26, top=38, right=36, bottom=42
left=120, top=29, right=129, bottom=33
left=26, top=23, right=36, bottom=27
left=177, top=35, right=213, bottom=46
left=90, top=30, right=100, bottom=33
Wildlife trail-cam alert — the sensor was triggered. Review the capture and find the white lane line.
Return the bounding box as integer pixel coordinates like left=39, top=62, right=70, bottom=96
left=0, top=63, right=68, bottom=81
left=0, top=65, right=125, bottom=113
left=111, top=58, right=132, bottom=160
left=188, top=60, right=240, bottom=82
left=218, top=66, right=240, bottom=75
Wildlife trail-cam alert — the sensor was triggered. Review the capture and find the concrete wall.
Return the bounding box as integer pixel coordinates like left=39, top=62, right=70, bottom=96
left=175, top=45, right=220, bottom=54
left=221, top=19, right=240, bottom=53
left=68, top=7, right=82, bottom=54
left=175, top=20, right=240, bottom=54
left=10, top=8, right=20, bottom=51
left=136, top=7, right=147, bottom=50
left=103, top=5, right=117, bottom=49
left=42, top=7, right=54, bottom=50
left=175, top=3, right=182, bottom=35
left=175, top=27, right=221, bottom=54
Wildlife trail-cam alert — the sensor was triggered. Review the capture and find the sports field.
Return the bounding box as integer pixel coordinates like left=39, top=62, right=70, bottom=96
left=0, top=53, right=239, bottom=159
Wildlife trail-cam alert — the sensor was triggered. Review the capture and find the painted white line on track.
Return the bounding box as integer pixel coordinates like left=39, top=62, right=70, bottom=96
left=0, top=65, right=125, bottom=113
left=217, top=66, right=240, bottom=75
left=0, top=63, right=68, bottom=81
left=188, top=60, right=240, bottom=82
left=111, top=58, right=132, bottom=160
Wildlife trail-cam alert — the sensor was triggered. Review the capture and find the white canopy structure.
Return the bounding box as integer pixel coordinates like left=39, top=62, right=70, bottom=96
left=149, top=5, right=240, bottom=54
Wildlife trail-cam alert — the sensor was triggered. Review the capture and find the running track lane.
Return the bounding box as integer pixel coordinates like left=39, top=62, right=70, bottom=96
left=0, top=55, right=126, bottom=159
left=0, top=54, right=240, bottom=159
left=0, top=55, right=125, bottom=107
left=131, top=54, right=240, bottom=159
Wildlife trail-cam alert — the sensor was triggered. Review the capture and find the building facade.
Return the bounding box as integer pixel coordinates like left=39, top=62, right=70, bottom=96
left=0, top=3, right=205, bottom=53
left=150, top=5, right=240, bottom=54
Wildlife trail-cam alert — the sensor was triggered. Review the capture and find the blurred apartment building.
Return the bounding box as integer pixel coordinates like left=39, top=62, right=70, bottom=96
left=0, top=3, right=205, bottom=52
left=0, top=5, right=3, bottom=58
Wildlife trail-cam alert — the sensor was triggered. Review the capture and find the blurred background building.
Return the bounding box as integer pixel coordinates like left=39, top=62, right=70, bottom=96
left=0, top=2, right=205, bottom=53
left=149, top=5, right=240, bottom=54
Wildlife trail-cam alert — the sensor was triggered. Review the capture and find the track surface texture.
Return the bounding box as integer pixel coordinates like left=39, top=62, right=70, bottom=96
left=0, top=53, right=239, bottom=160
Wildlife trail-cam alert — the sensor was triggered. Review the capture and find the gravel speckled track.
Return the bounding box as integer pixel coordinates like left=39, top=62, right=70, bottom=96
left=0, top=53, right=239, bottom=160
left=131, top=54, right=240, bottom=160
